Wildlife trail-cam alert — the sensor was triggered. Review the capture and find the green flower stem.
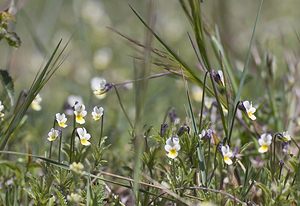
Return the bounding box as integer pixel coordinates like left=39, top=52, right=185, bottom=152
left=58, top=130, right=62, bottom=163
left=49, top=116, right=57, bottom=159
left=69, top=114, right=76, bottom=163
left=49, top=142, right=53, bottom=159
left=209, top=71, right=228, bottom=136
left=113, top=85, right=134, bottom=130
left=198, top=71, right=209, bottom=132
left=226, top=101, right=240, bottom=145
left=98, top=111, right=104, bottom=147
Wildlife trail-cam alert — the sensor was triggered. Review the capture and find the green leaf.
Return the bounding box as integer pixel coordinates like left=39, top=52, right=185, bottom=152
left=0, top=69, right=14, bottom=107
left=5, top=32, right=21, bottom=48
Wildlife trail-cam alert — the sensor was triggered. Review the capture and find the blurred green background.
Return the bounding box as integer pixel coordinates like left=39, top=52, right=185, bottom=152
left=0, top=0, right=299, bottom=157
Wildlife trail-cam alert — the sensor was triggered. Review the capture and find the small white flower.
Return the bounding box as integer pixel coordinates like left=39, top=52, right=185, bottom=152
left=164, top=137, right=180, bottom=159
left=74, top=103, right=87, bottom=124
left=69, top=162, right=84, bottom=174
left=0, top=101, right=4, bottom=118
left=77, top=127, right=91, bottom=146
left=47, top=128, right=59, bottom=142
left=67, top=95, right=83, bottom=107
left=91, top=77, right=107, bottom=99
left=217, top=70, right=225, bottom=86
left=282, top=131, right=291, bottom=142
left=242, top=101, right=256, bottom=120
left=92, top=106, right=104, bottom=121
left=56, top=113, right=68, bottom=128
left=31, top=94, right=42, bottom=111
left=67, top=192, right=83, bottom=203
left=221, top=145, right=233, bottom=165
left=258, top=133, right=272, bottom=153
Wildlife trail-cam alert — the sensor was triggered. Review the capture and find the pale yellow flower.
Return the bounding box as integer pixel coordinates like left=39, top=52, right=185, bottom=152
left=242, top=101, right=256, bottom=120
left=164, top=137, right=180, bottom=159
left=69, top=162, right=84, bottom=174
left=74, top=103, right=87, bottom=124
left=77, top=127, right=91, bottom=146
left=221, top=145, right=233, bottom=165
left=47, top=128, right=59, bottom=142
left=258, top=133, right=272, bottom=153
left=91, top=77, right=107, bottom=99
left=92, top=106, right=104, bottom=121
left=56, top=113, right=68, bottom=128
left=31, top=94, right=42, bottom=111
left=67, top=192, right=82, bottom=203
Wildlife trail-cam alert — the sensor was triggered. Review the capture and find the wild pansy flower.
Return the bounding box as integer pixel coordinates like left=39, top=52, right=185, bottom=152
left=258, top=133, right=272, bottom=153
left=56, top=113, right=68, bottom=128
left=199, top=129, right=214, bottom=140
left=77, top=127, right=91, bottom=146
left=164, top=136, right=180, bottom=159
left=31, top=94, right=42, bottom=111
left=212, top=70, right=225, bottom=87
left=64, top=95, right=83, bottom=115
left=281, top=131, right=291, bottom=142
left=221, top=145, right=233, bottom=165
left=70, top=162, right=84, bottom=174
left=74, top=102, right=87, bottom=124
left=91, top=77, right=107, bottom=99
left=47, top=128, right=59, bottom=142
left=241, top=101, right=256, bottom=120
left=0, top=101, right=4, bottom=118
left=92, top=106, right=104, bottom=121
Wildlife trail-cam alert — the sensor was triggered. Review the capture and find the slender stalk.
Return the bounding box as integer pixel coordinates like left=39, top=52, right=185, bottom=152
left=58, top=129, right=62, bottom=163
left=198, top=71, right=209, bottom=132
left=49, top=142, right=53, bottom=159
left=226, top=101, right=240, bottom=145
left=98, top=111, right=104, bottom=147
left=209, top=71, right=228, bottom=136
left=113, top=85, right=134, bottom=129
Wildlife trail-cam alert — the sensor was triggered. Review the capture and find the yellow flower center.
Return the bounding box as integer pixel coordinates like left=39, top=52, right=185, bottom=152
left=58, top=122, right=67, bottom=128
left=76, top=115, right=85, bottom=124
left=259, top=144, right=269, bottom=153
left=167, top=148, right=178, bottom=159
left=80, top=138, right=90, bottom=146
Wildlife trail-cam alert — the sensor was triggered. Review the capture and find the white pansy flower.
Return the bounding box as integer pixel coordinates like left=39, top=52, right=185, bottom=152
left=56, top=113, right=68, bottom=128
left=91, top=77, right=107, bottom=99
left=47, top=128, right=59, bottom=142
left=242, top=101, right=256, bottom=120
left=164, top=137, right=180, bottom=159
left=221, top=145, right=233, bottom=165
left=74, top=103, right=87, bottom=124
left=258, top=133, right=272, bottom=153
left=77, top=127, right=91, bottom=146
left=92, top=106, right=104, bottom=121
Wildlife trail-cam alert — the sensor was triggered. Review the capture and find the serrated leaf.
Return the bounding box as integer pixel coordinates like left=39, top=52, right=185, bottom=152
left=0, top=69, right=14, bottom=107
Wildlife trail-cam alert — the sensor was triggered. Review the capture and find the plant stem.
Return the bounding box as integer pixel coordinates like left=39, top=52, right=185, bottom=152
left=98, top=111, right=104, bottom=147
